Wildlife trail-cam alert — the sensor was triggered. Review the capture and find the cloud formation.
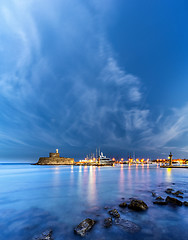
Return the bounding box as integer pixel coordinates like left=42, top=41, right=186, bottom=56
left=0, top=0, right=187, bottom=159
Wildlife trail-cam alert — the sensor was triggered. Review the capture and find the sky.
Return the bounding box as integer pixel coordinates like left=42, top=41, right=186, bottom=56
left=0, top=0, right=188, bottom=162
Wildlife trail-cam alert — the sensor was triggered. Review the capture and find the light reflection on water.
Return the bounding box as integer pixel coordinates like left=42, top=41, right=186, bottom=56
left=119, top=164, right=124, bottom=193
left=88, top=166, right=97, bottom=206
left=166, top=168, right=172, bottom=182
left=0, top=164, right=188, bottom=239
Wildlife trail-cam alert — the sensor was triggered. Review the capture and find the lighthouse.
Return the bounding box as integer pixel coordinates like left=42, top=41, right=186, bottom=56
left=169, top=152, right=173, bottom=166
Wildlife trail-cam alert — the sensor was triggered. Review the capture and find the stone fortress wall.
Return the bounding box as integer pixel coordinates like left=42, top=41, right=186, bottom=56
left=36, top=149, right=74, bottom=165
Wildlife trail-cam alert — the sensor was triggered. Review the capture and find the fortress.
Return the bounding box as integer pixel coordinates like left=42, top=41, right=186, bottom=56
left=35, top=149, right=74, bottom=165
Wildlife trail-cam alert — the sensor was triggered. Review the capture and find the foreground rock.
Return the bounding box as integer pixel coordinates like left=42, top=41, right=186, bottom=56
left=174, top=190, right=183, bottom=195
left=153, top=201, right=168, bottom=205
left=184, top=201, right=188, bottom=206
left=128, top=199, right=148, bottom=211
left=176, top=195, right=183, bottom=199
left=156, top=196, right=164, bottom=200
left=108, top=209, right=120, bottom=218
left=172, top=191, right=184, bottom=198
left=104, top=217, right=112, bottom=228
left=115, top=218, right=141, bottom=233
left=33, top=230, right=53, bottom=240
left=74, top=218, right=96, bottom=237
left=119, top=202, right=127, bottom=208
left=166, top=196, right=183, bottom=206
left=165, top=188, right=174, bottom=194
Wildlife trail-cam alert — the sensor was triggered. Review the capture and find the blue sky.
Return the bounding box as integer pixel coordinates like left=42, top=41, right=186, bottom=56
left=0, top=0, right=188, bottom=161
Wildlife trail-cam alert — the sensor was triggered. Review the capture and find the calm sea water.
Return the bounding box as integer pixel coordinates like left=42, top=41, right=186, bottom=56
left=0, top=163, right=188, bottom=240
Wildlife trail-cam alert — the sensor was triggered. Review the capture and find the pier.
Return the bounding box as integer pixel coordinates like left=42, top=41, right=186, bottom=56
left=160, top=152, right=188, bottom=168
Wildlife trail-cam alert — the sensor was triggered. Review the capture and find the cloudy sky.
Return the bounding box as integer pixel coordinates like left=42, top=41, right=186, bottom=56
left=0, top=0, right=188, bottom=161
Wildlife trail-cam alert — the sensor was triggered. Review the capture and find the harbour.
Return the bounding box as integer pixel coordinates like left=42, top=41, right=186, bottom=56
left=0, top=0, right=187, bottom=239
left=34, top=149, right=188, bottom=169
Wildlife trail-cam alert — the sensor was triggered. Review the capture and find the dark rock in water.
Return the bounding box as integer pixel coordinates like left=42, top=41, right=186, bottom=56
left=74, top=218, right=96, bottom=237
left=184, top=201, right=188, bottom=206
left=121, top=197, right=125, bottom=200
left=152, top=192, right=156, bottom=197
left=156, top=196, right=164, bottom=200
left=128, top=199, right=148, bottom=211
left=108, top=209, right=120, bottom=218
left=176, top=190, right=183, bottom=195
left=166, top=196, right=182, bottom=206
left=115, top=218, right=141, bottom=233
left=172, top=190, right=183, bottom=196
left=165, top=188, right=174, bottom=194
left=153, top=201, right=168, bottom=205
left=33, top=230, right=53, bottom=240
left=104, top=217, right=112, bottom=228
left=176, top=195, right=183, bottom=199
left=119, top=202, right=127, bottom=208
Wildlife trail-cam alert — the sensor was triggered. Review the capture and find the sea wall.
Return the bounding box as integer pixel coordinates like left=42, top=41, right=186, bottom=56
left=37, top=157, right=74, bottom=165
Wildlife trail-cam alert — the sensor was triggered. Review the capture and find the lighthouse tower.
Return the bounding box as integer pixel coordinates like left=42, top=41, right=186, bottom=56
left=169, top=152, right=173, bottom=166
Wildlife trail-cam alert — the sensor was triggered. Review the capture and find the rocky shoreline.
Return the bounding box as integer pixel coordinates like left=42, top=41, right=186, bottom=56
left=32, top=184, right=188, bottom=239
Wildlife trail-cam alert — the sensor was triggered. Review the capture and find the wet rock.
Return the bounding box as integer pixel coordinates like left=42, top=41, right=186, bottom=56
left=156, top=196, right=164, bottom=200
left=104, top=217, right=112, bottom=228
left=108, top=209, right=120, bottom=218
left=153, top=201, right=168, bottom=205
left=184, top=201, right=188, bottom=206
left=172, top=190, right=183, bottom=196
left=165, top=188, right=174, bottom=194
left=33, top=230, right=53, bottom=240
left=128, top=199, right=148, bottom=211
left=119, top=202, right=127, bottom=208
left=152, top=192, right=156, bottom=197
left=166, top=196, right=183, bottom=206
left=115, top=218, right=141, bottom=233
left=176, top=195, right=183, bottom=199
left=74, top=218, right=96, bottom=237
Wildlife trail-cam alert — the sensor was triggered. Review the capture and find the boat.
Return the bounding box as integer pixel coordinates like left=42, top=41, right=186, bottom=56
left=98, top=152, right=115, bottom=166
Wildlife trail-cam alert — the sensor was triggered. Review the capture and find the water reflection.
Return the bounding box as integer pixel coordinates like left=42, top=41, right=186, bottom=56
left=84, top=166, right=87, bottom=173
left=53, top=166, right=60, bottom=186
left=166, top=168, right=172, bottom=182
left=119, top=164, right=124, bottom=193
left=78, top=166, right=83, bottom=196
left=0, top=164, right=187, bottom=240
left=127, top=164, right=132, bottom=191
left=87, top=167, right=97, bottom=206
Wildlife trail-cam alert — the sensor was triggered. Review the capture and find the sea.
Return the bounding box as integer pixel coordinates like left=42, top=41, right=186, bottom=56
left=0, top=163, right=188, bottom=240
